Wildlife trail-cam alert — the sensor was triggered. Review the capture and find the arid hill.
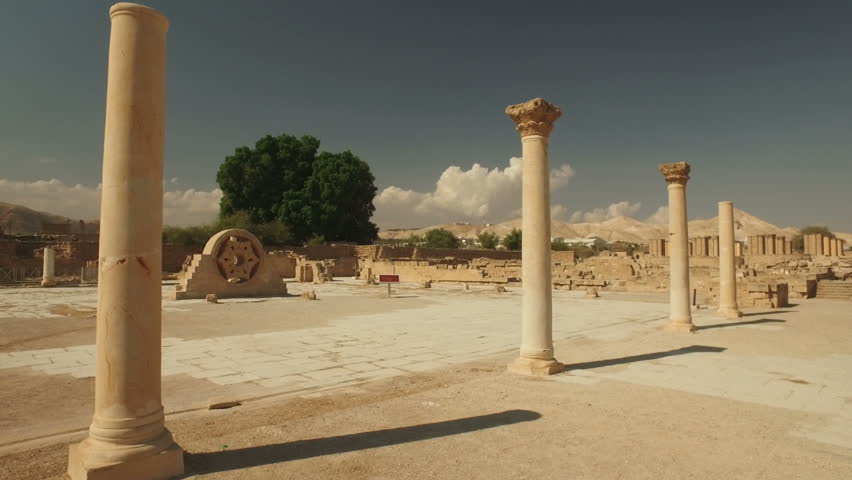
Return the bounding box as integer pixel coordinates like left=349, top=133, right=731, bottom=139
left=0, top=202, right=97, bottom=235
left=380, top=208, right=829, bottom=244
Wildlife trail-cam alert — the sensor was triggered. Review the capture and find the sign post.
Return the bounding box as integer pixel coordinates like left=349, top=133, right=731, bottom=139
left=379, top=274, right=400, bottom=298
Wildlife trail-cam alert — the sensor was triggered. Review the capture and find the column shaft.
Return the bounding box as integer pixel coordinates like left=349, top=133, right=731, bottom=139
left=717, top=202, right=741, bottom=318
left=505, top=97, right=562, bottom=375
left=659, top=162, right=694, bottom=332
left=69, top=3, right=183, bottom=479
left=41, top=247, right=56, bottom=287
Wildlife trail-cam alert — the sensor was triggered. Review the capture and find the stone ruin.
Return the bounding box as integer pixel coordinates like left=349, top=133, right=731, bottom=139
left=174, top=229, right=287, bottom=300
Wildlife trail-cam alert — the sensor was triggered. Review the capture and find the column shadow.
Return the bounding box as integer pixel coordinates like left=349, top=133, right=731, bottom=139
left=696, top=319, right=785, bottom=331
left=182, top=409, right=541, bottom=476
left=743, top=310, right=796, bottom=317
left=563, top=345, right=726, bottom=371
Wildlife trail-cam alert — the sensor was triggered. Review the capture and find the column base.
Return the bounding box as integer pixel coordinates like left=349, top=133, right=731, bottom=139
left=664, top=321, right=697, bottom=333
left=41, top=280, right=56, bottom=287
left=717, top=307, right=743, bottom=319
left=68, top=441, right=184, bottom=480
left=507, top=356, right=564, bottom=376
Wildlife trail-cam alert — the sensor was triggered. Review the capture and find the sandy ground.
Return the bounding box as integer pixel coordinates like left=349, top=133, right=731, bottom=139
left=0, top=281, right=850, bottom=479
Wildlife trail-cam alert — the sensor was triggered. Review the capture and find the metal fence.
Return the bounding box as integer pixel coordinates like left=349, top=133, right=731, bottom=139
left=0, top=266, right=94, bottom=285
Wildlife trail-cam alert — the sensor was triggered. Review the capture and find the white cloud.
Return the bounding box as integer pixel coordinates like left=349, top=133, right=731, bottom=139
left=645, top=205, right=669, bottom=224
left=373, top=157, right=575, bottom=229
left=569, top=201, right=642, bottom=223
left=0, top=178, right=221, bottom=227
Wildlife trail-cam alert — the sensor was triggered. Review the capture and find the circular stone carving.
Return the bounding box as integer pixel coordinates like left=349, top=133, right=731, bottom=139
left=202, top=229, right=265, bottom=284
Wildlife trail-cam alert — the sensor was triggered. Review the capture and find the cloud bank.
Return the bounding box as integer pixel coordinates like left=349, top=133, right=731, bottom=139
left=568, top=201, right=642, bottom=223
left=373, top=157, right=575, bottom=229
left=0, top=178, right=222, bottom=227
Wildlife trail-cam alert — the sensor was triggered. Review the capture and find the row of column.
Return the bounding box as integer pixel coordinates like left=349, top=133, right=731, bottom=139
left=747, top=234, right=792, bottom=256
left=688, top=236, right=718, bottom=257
left=650, top=238, right=743, bottom=258
left=648, top=238, right=668, bottom=256
left=804, top=233, right=846, bottom=256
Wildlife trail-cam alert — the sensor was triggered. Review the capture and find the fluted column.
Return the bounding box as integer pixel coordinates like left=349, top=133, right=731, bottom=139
left=505, top=98, right=563, bottom=375
left=68, top=4, right=183, bottom=480
left=717, top=202, right=742, bottom=319
left=41, top=247, right=56, bottom=287
left=659, top=162, right=695, bottom=332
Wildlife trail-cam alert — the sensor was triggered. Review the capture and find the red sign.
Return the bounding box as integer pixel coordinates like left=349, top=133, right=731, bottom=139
left=378, top=274, right=400, bottom=283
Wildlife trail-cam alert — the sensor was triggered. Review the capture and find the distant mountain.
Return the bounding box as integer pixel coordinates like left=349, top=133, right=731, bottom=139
left=0, top=202, right=98, bottom=235
left=379, top=208, right=827, bottom=244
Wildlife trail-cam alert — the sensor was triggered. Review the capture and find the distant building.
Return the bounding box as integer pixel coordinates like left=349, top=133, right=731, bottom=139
left=561, top=236, right=608, bottom=248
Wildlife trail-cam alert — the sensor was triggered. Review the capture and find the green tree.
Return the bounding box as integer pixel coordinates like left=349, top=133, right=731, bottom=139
left=502, top=228, right=522, bottom=251
left=792, top=225, right=834, bottom=251
left=424, top=228, right=460, bottom=249
left=305, top=234, right=326, bottom=246
left=551, top=238, right=569, bottom=251
left=477, top=231, right=499, bottom=249
left=216, top=133, right=378, bottom=244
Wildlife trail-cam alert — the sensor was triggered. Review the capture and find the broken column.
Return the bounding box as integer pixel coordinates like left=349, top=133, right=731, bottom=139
left=68, top=3, right=183, bottom=480
left=659, top=162, right=695, bottom=332
left=505, top=98, right=563, bottom=375
left=717, top=202, right=742, bottom=319
left=41, top=247, right=56, bottom=287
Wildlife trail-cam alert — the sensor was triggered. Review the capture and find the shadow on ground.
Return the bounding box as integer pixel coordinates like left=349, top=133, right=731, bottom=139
left=697, top=319, right=785, bottom=331
left=563, top=345, right=726, bottom=371
left=743, top=310, right=796, bottom=317
left=182, top=409, right=541, bottom=476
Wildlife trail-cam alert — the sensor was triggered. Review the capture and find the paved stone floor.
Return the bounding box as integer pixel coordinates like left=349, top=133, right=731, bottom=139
left=0, top=281, right=668, bottom=397
left=1, top=279, right=851, bottom=462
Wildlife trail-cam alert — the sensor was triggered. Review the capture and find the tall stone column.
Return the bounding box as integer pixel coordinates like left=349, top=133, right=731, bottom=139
left=41, top=247, right=56, bottom=287
left=68, top=4, right=183, bottom=480
left=659, top=163, right=695, bottom=332
left=506, top=98, right=563, bottom=376
left=717, top=202, right=742, bottom=319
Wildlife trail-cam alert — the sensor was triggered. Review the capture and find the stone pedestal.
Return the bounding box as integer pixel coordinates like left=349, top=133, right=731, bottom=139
left=505, top=98, right=563, bottom=375
left=68, top=3, right=183, bottom=480
left=41, top=247, right=56, bottom=287
left=717, top=202, right=742, bottom=319
left=659, top=162, right=695, bottom=332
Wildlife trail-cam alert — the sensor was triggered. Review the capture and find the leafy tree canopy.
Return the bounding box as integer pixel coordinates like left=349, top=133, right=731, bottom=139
left=502, top=228, right=522, bottom=251
left=478, top=231, right=499, bottom=250
left=216, top=133, right=378, bottom=244
left=425, top=228, right=461, bottom=249
left=551, top=238, right=570, bottom=251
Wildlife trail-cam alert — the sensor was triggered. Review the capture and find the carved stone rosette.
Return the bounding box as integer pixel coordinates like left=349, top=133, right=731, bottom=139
left=659, top=162, right=691, bottom=185
left=216, top=234, right=261, bottom=283
left=505, top=98, right=562, bottom=137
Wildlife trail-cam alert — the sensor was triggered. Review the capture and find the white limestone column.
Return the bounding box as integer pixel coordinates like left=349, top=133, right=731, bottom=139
left=505, top=98, right=563, bottom=376
left=68, top=4, right=183, bottom=480
left=659, top=162, right=695, bottom=332
left=41, top=247, right=56, bottom=287
left=717, top=202, right=742, bottom=319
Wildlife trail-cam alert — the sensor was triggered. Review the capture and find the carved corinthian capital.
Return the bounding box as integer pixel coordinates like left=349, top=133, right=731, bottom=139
left=506, top=98, right=562, bottom=137
left=659, top=162, right=691, bottom=185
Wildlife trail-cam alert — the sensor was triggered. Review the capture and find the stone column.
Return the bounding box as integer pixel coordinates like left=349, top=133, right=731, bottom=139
left=717, top=202, right=742, bottom=319
left=766, top=234, right=776, bottom=255
left=68, top=4, right=183, bottom=480
left=505, top=98, right=563, bottom=375
left=735, top=241, right=743, bottom=257
left=823, top=236, right=831, bottom=256
left=659, top=162, right=695, bottom=332
left=41, top=247, right=56, bottom=287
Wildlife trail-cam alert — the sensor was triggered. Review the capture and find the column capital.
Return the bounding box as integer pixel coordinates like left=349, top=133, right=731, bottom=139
left=110, top=3, right=170, bottom=31
left=659, top=162, right=691, bottom=185
left=506, top=98, right=561, bottom=137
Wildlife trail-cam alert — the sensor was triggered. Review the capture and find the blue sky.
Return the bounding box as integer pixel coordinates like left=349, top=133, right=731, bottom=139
left=1, top=1, right=850, bottom=230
